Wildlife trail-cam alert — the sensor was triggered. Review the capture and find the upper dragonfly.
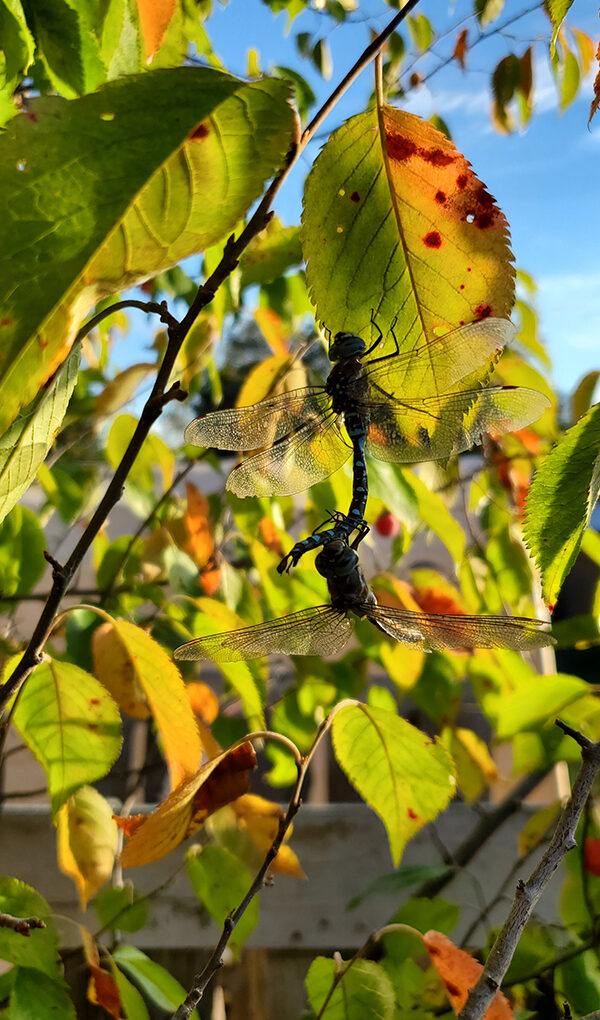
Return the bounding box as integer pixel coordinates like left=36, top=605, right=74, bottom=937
left=174, top=537, right=554, bottom=663
left=184, top=317, right=549, bottom=571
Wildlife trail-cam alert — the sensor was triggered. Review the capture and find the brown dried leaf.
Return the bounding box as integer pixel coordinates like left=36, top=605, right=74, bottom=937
left=453, top=28, right=469, bottom=70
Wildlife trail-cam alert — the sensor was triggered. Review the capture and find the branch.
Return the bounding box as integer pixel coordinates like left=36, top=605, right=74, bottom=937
left=0, top=912, right=46, bottom=936
left=458, top=723, right=600, bottom=1020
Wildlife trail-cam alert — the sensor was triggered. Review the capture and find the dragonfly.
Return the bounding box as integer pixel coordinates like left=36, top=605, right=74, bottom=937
left=173, top=537, right=554, bottom=663
left=184, top=316, right=549, bottom=572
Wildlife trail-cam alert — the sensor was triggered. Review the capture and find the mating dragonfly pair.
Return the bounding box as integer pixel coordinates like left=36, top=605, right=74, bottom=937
left=175, top=316, right=554, bottom=661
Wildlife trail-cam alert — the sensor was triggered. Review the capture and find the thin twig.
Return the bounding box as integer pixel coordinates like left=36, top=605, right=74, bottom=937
left=458, top=723, right=600, bottom=1020
left=0, top=912, right=46, bottom=936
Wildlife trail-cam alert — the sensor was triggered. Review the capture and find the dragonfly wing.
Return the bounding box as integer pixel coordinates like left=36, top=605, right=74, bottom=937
left=363, top=603, right=554, bottom=652
left=365, top=318, right=515, bottom=395
left=227, top=412, right=351, bottom=497
left=365, top=386, right=550, bottom=464
left=184, top=387, right=329, bottom=451
left=174, top=606, right=353, bottom=662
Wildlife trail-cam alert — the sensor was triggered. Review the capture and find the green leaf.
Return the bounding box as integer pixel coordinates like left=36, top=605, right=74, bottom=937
left=94, top=884, right=149, bottom=934
left=106, top=414, right=174, bottom=491
left=331, top=704, right=455, bottom=866
left=347, top=865, right=448, bottom=910
left=110, top=964, right=150, bottom=1020
left=112, top=944, right=199, bottom=1019
left=0, top=342, right=80, bottom=524
left=475, top=0, right=505, bottom=26
left=495, top=673, right=588, bottom=739
left=0, top=879, right=60, bottom=977
left=572, top=371, right=600, bottom=423
left=239, top=220, right=303, bottom=289
left=555, top=951, right=600, bottom=1015
left=547, top=0, right=576, bottom=56
left=306, top=957, right=395, bottom=1020
left=274, top=65, right=315, bottom=121
left=400, top=468, right=465, bottom=562
left=10, top=656, right=122, bottom=815
left=0, top=68, right=293, bottom=437
left=10, top=968, right=75, bottom=1020
left=185, top=845, right=258, bottom=957
left=0, top=0, right=35, bottom=89
left=524, top=402, right=600, bottom=606
left=0, top=506, right=45, bottom=596
left=556, top=41, right=580, bottom=110
left=407, top=14, right=433, bottom=51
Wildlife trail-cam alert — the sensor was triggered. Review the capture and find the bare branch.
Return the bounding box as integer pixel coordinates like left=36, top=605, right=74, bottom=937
left=0, top=912, right=46, bottom=936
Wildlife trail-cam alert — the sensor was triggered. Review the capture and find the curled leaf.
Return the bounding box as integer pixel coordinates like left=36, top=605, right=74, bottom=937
left=424, top=930, right=515, bottom=1017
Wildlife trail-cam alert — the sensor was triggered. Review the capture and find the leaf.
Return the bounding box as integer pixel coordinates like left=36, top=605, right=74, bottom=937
left=239, top=219, right=303, bottom=289
left=305, top=957, right=395, bottom=1020
left=0, top=68, right=293, bottom=438
left=0, top=506, right=45, bottom=597
left=0, top=0, right=35, bottom=90
left=94, top=885, right=150, bottom=934
left=25, top=0, right=105, bottom=98
left=118, top=742, right=257, bottom=867
left=0, top=878, right=59, bottom=977
left=572, top=371, right=600, bottom=423
left=453, top=28, right=468, bottom=70
left=81, top=928, right=122, bottom=1020
left=186, top=844, right=258, bottom=956
left=92, top=618, right=202, bottom=789
left=546, top=0, right=576, bottom=56
left=10, top=656, right=121, bottom=816
left=475, top=0, right=505, bottom=27
left=588, top=41, right=600, bottom=127
left=56, top=786, right=118, bottom=907
left=440, top=727, right=497, bottom=803
left=10, top=968, right=76, bottom=1020
left=110, top=963, right=150, bottom=1020
left=407, top=14, right=433, bottom=52
left=106, top=414, right=174, bottom=491
left=112, top=944, right=199, bottom=1017
left=186, top=681, right=219, bottom=724
left=168, top=482, right=214, bottom=570
left=302, top=106, right=513, bottom=353
left=229, top=793, right=305, bottom=877
left=331, top=704, right=455, bottom=866
left=524, top=402, right=600, bottom=607
left=518, top=802, right=561, bottom=856
left=556, top=37, right=580, bottom=111
left=135, top=0, right=176, bottom=61
left=494, top=673, right=588, bottom=739
left=423, top=930, right=515, bottom=1017
left=400, top=468, right=465, bottom=562
left=94, top=362, right=155, bottom=419
left=0, top=341, right=80, bottom=525
left=347, top=865, right=449, bottom=911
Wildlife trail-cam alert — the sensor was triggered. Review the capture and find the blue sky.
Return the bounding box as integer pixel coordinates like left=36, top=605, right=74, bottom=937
left=202, top=0, right=599, bottom=398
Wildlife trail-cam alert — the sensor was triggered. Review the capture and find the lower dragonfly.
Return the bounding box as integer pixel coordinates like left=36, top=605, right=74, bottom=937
left=184, top=317, right=549, bottom=573
left=173, top=537, right=554, bottom=662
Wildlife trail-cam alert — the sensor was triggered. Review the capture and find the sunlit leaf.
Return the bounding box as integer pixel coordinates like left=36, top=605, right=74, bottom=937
left=423, top=929, right=515, bottom=1017
left=239, top=219, right=303, bottom=289
left=441, top=726, right=497, bottom=802
left=25, top=0, right=105, bottom=98
left=524, top=402, right=600, bottom=607
left=106, top=414, right=174, bottom=491
left=306, top=956, right=395, bottom=1019
left=186, top=844, right=258, bottom=956
left=0, top=0, right=35, bottom=91
left=135, top=0, right=176, bottom=61
left=331, top=704, right=455, bottom=866
left=495, top=673, right=588, bottom=739
left=302, top=107, right=513, bottom=354
left=168, top=482, right=215, bottom=570
left=572, top=371, right=600, bottom=423
left=0, top=341, right=80, bottom=524
left=57, top=786, right=118, bottom=907
left=94, top=362, right=154, bottom=419
left=0, top=878, right=59, bottom=977
left=0, top=68, right=293, bottom=437
left=10, top=656, right=121, bottom=816
left=228, top=793, right=305, bottom=877
left=453, top=28, right=468, bottom=70
left=475, top=0, right=506, bottom=27
left=407, top=14, right=433, bottom=51
left=546, top=0, right=576, bottom=56
left=118, top=742, right=257, bottom=867
left=92, top=618, right=202, bottom=788
left=0, top=506, right=46, bottom=596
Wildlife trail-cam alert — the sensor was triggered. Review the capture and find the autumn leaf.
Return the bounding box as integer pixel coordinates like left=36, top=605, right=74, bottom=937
left=186, top=681, right=219, bottom=724
left=589, top=41, right=600, bottom=126
left=423, top=930, right=515, bottom=1018
left=453, top=28, right=469, bottom=70
left=92, top=618, right=202, bottom=788
left=259, top=516, right=285, bottom=555
left=57, top=787, right=118, bottom=908
left=230, top=794, right=305, bottom=878
left=81, top=927, right=123, bottom=1020
left=118, top=743, right=257, bottom=867
left=136, top=0, right=176, bottom=62
left=170, top=482, right=215, bottom=570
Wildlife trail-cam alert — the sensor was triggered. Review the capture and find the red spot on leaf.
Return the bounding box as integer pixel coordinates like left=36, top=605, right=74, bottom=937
left=459, top=320, right=465, bottom=326
left=189, top=122, right=209, bottom=140
left=386, top=132, right=418, bottom=161
left=467, top=266, right=472, bottom=272
left=476, top=211, right=494, bottom=229
left=425, top=148, right=455, bottom=167
left=548, top=603, right=555, bottom=613
left=407, top=807, right=419, bottom=820
left=435, top=190, right=447, bottom=204
left=445, top=981, right=461, bottom=997
left=456, top=174, right=467, bottom=189
left=460, top=284, right=465, bottom=290
left=474, top=304, right=492, bottom=320
left=350, top=191, right=361, bottom=203
left=423, top=231, right=442, bottom=249
left=89, top=698, right=101, bottom=706
left=88, top=723, right=98, bottom=731
left=27, top=112, right=38, bottom=123
left=0, top=318, right=14, bottom=327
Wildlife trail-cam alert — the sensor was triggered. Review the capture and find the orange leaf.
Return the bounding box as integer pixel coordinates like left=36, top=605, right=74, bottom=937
left=179, top=482, right=215, bottom=570
left=453, top=28, right=468, bottom=70
left=413, top=587, right=466, bottom=617
left=259, top=516, right=284, bottom=555
left=231, top=793, right=305, bottom=878
left=113, top=814, right=145, bottom=838
left=254, top=308, right=288, bottom=356
left=120, top=743, right=257, bottom=867
left=81, top=928, right=123, bottom=1020
left=423, top=930, right=515, bottom=1018
left=136, top=0, right=176, bottom=62
left=589, top=42, right=600, bottom=126
left=186, top=681, right=219, bottom=724
left=200, top=563, right=220, bottom=595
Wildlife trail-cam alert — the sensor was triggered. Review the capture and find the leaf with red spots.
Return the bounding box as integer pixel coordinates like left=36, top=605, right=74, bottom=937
left=0, top=69, right=293, bottom=438
left=331, top=704, right=455, bottom=866
left=6, top=655, right=121, bottom=817
left=423, top=930, right=515, bottom=1017
left=118, top=742, right=257, bottom=867
left=302, top=106, right=514, bottom=372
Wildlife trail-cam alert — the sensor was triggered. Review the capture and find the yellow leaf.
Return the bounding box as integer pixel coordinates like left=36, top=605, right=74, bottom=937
left=236, top=354, right=303, bottom=410
left=424, top=930, right=515, bottom=1018
left=118, top=742, right=257, bottom=868
left=94, top=363, right=155, bottom=419
left=231, top=794, right=305, bottom=878
left=441, top=727, right=497, bottom=803
left=136, top=0, right=177, bottom=62
left=254, top=308, right=288, bottom=355
left=57, top=787, right=118, bottom=908
left=518, top=802, right=561, bottom=856
left=186, top=681, right=219, bottom=724
left=92, top=619, right=202, bottom=788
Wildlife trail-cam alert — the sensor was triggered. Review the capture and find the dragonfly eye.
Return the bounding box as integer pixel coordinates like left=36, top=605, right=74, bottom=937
left=315, top=541, right=359, bottom=577
left=329, top=331, right=366, bottom=362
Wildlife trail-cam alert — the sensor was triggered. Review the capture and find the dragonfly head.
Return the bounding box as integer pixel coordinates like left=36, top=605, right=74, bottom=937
left=315, top=539, right=359, bottom=578
left=329, top=331, right=366, bottom=362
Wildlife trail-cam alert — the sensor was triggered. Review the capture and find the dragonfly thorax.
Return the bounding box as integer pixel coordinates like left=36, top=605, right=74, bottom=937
left=315, top=539, right=359, bottom=577
left=329, top=331, right=366, bottom=362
